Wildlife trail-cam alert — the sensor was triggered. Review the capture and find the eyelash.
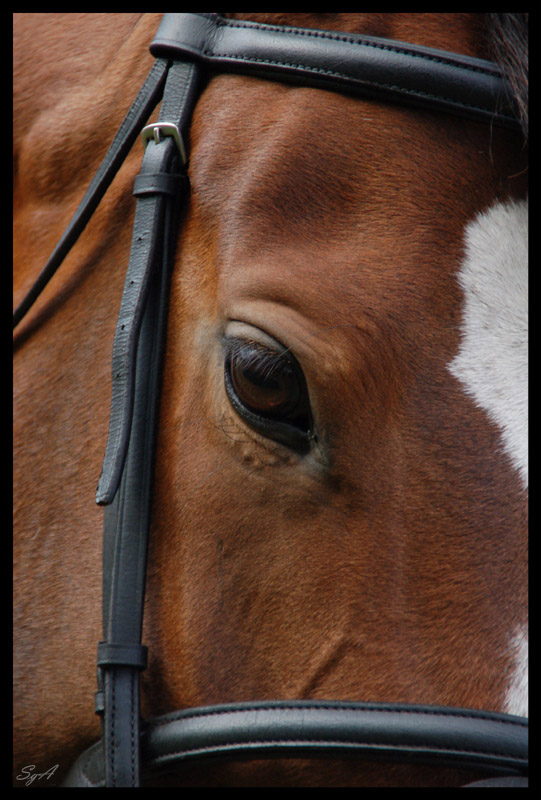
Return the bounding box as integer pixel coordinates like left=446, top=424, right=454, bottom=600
left=229, top=339, right=290, bottom=383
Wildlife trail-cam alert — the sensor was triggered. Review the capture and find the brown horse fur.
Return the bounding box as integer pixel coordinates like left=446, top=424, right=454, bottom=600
left=14, top=13, right=527, bottom=786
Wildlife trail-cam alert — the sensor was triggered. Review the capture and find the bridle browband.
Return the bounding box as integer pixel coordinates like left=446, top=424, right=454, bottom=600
left=14, top=13, right=527, bottom=788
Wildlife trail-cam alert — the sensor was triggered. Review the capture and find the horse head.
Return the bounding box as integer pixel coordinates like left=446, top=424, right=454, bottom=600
left=14, top=13, right=527, bottom=787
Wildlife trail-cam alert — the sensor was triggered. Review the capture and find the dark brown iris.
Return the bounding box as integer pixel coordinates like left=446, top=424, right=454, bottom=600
left=228, top=343, right=301, bottom=418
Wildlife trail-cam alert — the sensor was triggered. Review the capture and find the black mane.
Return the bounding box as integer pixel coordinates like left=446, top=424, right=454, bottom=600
left=487, top=12, right=528, bottom=138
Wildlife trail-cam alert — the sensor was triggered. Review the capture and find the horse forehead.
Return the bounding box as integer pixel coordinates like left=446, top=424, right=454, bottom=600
left=189, top=87, right=462, bottom=332
left=191, top=82, right=444, bottom=290
left=190, top=79, right=371, bottom=222
left=189, top=72, right=523, bottom=257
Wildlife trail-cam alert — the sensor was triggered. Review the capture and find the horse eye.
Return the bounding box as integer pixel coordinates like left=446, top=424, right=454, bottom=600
left=230, top=348, right=300, bottom=417
left=224, top=337, right=313, bottom=450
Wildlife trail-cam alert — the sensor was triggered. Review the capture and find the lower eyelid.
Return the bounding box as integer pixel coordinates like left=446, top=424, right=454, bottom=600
left=218, top=410, right=302, bottom=466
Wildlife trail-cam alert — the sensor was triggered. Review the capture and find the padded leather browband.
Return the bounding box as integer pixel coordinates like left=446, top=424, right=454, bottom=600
left=151, top=13, right=519, bottom=129
left=62, top=700, right=528, bottom=786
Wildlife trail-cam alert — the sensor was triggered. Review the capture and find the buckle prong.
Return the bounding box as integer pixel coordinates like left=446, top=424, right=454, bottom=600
left=141, top=122, right=187, bottom=164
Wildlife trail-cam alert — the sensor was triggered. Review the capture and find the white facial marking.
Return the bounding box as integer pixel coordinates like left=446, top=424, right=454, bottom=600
left=449, top=198, right=528, bottom=489
left=504, top=626, right=528, bottom=717
left=449, top=198, right=528, bottom=718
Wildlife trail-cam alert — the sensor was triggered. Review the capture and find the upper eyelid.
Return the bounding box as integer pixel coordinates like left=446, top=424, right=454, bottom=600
left=223, top=335, right=299, bottom=370
left=224, top=338, right=293, bottom=377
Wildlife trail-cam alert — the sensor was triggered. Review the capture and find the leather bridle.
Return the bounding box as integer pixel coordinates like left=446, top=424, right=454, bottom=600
left=14, top=13, right=527, bottom=788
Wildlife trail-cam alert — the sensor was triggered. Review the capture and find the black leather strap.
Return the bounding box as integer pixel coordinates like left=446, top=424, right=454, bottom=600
left=133, top=172, right=182, bottom=197
left=151, top=13, right=519, bottom=129
left=141, top=701, right=528, bottom=776
left=97, top=642, right=148, bottom=670
left=95, top=61, right=200, bottom=506
left=62, top=700, right=528, bottom=786
left=94, top=60, right=201, bottom=787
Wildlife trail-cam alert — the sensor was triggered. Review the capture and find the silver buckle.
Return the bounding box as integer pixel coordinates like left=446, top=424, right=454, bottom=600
left=141, top=122, right=187, bottom=164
